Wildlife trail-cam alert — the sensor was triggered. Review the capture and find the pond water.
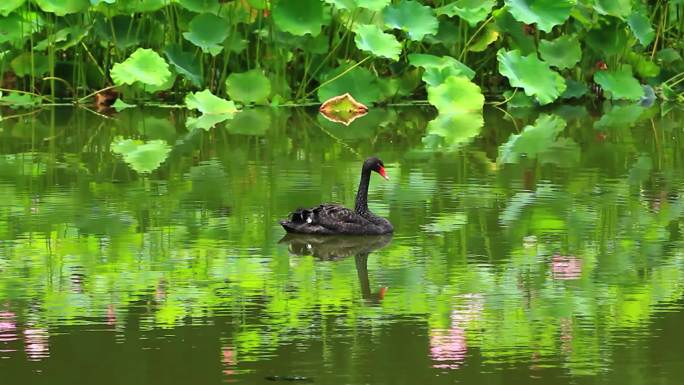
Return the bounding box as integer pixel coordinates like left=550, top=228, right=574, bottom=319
left=0, top=104, right=683, bottom=384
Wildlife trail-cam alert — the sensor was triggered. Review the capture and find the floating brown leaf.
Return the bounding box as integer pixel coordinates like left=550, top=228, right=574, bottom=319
left=319, top=93, right=368, bottom=126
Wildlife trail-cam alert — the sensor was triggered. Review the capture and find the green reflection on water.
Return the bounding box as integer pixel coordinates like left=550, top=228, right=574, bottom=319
left=0, top=105, right=683, bottom=384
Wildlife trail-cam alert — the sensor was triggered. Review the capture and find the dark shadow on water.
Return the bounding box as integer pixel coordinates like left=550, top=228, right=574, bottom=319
left=279, top=234, right=392, bottom=303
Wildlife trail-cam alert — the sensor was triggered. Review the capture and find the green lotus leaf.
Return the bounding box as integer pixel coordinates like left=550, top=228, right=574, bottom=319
left=585, top=20, right=631, bottom=56
left=186, top=89, right=238, bottom=115
left=111, top=138, right=171, bottom=174
left=324, top=0, right=389, bottom=11
left=0, top=0, right=25, bottom=16
left=11, top=53, right=49, bottom=77
left=560, top=79, right=588, bottom=99
left=183, top=13, right=229, bottom=55
left=469, top=24, right=499, bottom=52
left=593, top=0, right=631, bottom=19
left=94, top=16, right=140, bottom=51
left=34, top=0, right=89, bottom=15
left=383, top=0, right=438, bottom=41
left=408, top=53, right=475, bottom=86
left=112, top=99, right=136, bottom=111
left=225, top=69, right=271, bottom=105
left=186, top=114, right=234, bottom=131
left=593, top=104, right=645, bottom=130
left=628, top=12, right=655, bottom=46
left=493, top=8, right=535, bottom=55
left=498, top=114, right=567, bottom=164
left=111, top=48, right=172, bottom=87
left=427, top=76, right=484, bottom=114
left=0, top=13, right=42, bottom=46
left=317, top=64, right=382, bottom=105
left=177, top=0, right=220, bottom=13
left=538, top=35, right=582, bottom=69
left=436, top=0, right=495, bottom=26
left=593, top=66, right=643, bottom=100
left=109, top=0, right=168, bottom=13
left=497, top=49, right=566, bottom=105
left=226, top=108, right=272, bottom=135
left=246, top=0, right=267, bottom=9
left=34, top=26, right=88, bottom=51
left=272, top=0, right=325, bottom=36
left=656, top=48, right=682, bottom=64
left=138, top=72, right=177, bottom=93
left=0, top=92, right=41, bottom=108
left=353, top=24, right=401, bottom=61
left=164, top=44, right=201, bottom=86
left=424, top=112, right=484, bottom=150
left=504, top=0, right=576, bottom=32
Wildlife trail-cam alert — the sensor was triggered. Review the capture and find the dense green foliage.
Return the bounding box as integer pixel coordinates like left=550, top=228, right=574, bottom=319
left=1, top=0, right=684, bottom=111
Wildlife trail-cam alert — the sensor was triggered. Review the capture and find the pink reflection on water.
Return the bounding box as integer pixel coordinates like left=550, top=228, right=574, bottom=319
left=107, top=304, right=117, bottom=326
left=0, top=310, right=18, bottom=356
left=24, top=327, right=49, bottom=361
left=429, top=294, right=483, bottom=369
left=551, top=255, right=582, bottom=280
left=222, top=345, right=237, bottom=379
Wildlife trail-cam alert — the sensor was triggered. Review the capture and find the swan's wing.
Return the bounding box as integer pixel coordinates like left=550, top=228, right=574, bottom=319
left=313, top=204, right=369, bottom=227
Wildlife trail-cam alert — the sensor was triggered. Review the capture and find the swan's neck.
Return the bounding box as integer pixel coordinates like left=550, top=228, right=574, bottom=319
left=354, top=167, right=371, bottom=214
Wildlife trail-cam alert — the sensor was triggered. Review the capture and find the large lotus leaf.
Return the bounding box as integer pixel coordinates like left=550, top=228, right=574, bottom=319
left=272, top=0, right=325, bottom=36
left=317, top=64, right=382, bottom=105
left=427, top=76, right=484, bottom=114
left=111, top=48, right=171, bottom=86
left=408, top=53, right=475, bottom=86
left=436, top=0, right=495, bottom=26
left=182, top=13, right=229, bottom=55
left=628, top=12, right=655, bottom=46
left=353, top=24, right=401, bottom=61
left=225, top=69, right=271, bottom=105
left=163, top=44, right=201, bottom=86
left=498, top=114, right=567, bottom=164
left=504, top=0, right=576, bottom=32
left=493, top=8, right=535, bottom=55
left=383, top=0, right=438, bottom=41
left=177, top=0, right=220, bottom=13
left=423, top=112, right=484, bottom=150
left=35, top=0, right=89, bottom=15
left=497, top=49, right=566, bottom=105
left=0, top=13, right=42, bottom=46
left=538, top=35, right=581, bottom=69
left=0, top=0, right=25, bottom=16
left=11, top=53, right=49, bottom=77
left=111, top=138, right=171, bottom=174
left=593, top=104, right=645, bottom=130
left=324, top=0, right=389, bottom=11
left=593, top=0, right=631, bottom=19
left=593, top=66, right=643, bottom=100
left=185, top=89, right=238, bottom=115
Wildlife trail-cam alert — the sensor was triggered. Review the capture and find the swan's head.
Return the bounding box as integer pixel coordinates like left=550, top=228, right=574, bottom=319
left=364, top=157, right=389, bottom=181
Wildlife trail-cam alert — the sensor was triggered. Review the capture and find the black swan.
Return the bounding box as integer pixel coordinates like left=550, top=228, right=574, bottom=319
left=280, top=157, right=394, bottom=235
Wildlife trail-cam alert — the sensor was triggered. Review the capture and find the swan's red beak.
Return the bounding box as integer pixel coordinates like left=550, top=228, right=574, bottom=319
left=378, top=166, right=389, bottom=181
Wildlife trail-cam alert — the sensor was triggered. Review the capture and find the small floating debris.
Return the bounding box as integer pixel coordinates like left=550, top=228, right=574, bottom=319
left=265, top=375, right=314, bottom=382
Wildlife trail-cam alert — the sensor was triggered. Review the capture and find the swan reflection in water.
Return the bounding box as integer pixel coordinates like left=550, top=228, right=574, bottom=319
left=279, top=234, right=392, bottom=303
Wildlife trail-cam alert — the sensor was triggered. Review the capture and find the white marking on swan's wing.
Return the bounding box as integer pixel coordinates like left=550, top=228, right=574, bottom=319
left=306, top=217, right=312, bottom=223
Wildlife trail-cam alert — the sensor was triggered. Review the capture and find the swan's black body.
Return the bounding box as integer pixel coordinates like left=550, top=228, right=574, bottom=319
left=280, top=157, right=394, bottom=235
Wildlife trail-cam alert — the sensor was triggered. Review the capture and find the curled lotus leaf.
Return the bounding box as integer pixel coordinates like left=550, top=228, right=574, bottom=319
left=182, top=13, right=229, bottom=55
left=593, top=66, right=643, bottom=100
left=436, top=0, right=495, bottom=26
left=504, top=0, right=577, bottom=33
left=319, top=93, right=369, bottom=126
left=272, top=0, right=326, bottom=36
left=408, top=53, right=475, bottom=86
left=185, top=89, right=238, bottom=115
left=353, top=24, right=402, bottom=61
left=383, top=0, right=439, bottom=41
left=497, top=49, right=566, bottom=105
left=110, top=48, right=172, bottom=87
